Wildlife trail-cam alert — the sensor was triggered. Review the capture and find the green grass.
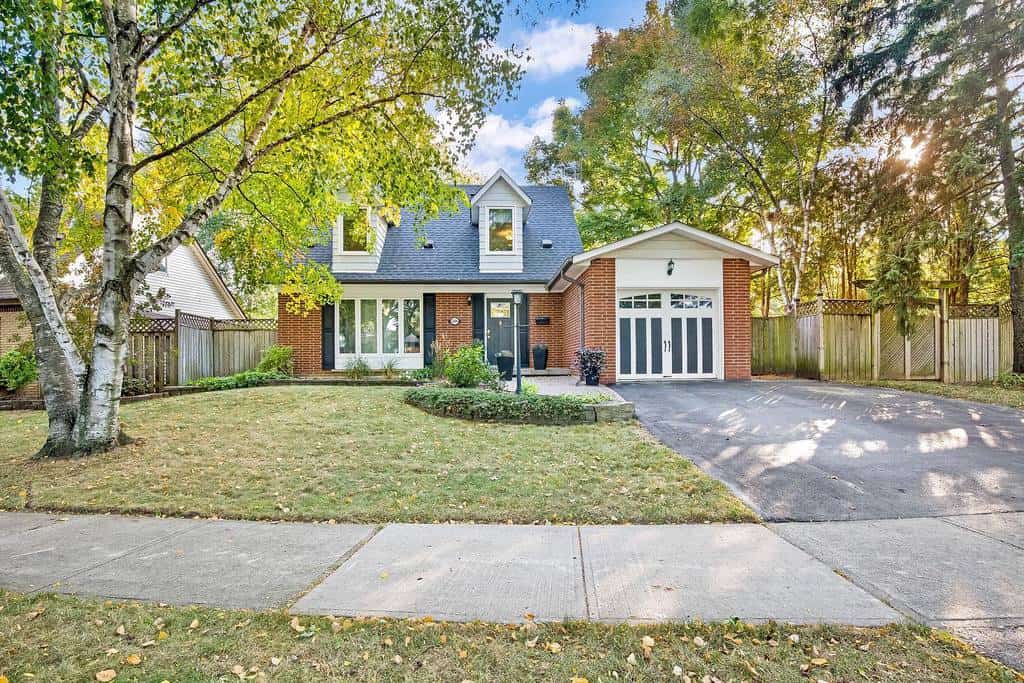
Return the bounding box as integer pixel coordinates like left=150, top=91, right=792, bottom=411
left=0, top=386, right=754, bottom=524
left=1, top=592, right=1018, bottom=683
left=846, top=379, right=1024, bottom=410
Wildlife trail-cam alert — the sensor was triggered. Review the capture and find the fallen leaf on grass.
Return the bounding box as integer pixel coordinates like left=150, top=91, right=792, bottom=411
left=125, top=654, right=141, bottom=666
left=95, top=670, right=117, bottom=682
left=692, top=636, right=706, bottom=648
left=289, top=617, right=304, bottom=633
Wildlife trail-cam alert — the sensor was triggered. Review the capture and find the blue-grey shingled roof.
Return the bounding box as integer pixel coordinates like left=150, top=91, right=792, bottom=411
left=307, top=184, right=582, bottom=284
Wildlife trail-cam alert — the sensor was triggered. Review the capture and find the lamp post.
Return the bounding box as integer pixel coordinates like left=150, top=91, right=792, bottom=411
left=511, top=289, right=523, bottom=394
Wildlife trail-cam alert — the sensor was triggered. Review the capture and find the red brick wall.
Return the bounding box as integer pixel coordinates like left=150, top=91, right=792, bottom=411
left=527, top=292, right=564, bottom=368
left=562, top=258, right=617, bottom=384
left=435, top=293, right=474, bottom=353
left=277, top=295, right=324, bottom=376
left=583, top=259, right=617, bottom=384
left=723, top=258, right=752, bottom=380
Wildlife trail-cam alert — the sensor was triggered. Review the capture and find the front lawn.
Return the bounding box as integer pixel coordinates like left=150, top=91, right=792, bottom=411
left=845, top=379, right=1024, bottom=410
left=1, top=592, right=1017, bottom=682
left=0, top=386, right=754, bottom=524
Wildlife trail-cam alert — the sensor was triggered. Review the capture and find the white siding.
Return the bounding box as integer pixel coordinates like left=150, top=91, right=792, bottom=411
left=613, top=233, right=725, bottom=260
left=332, top=210, right=387, bottom=273
left=142, top=243, right=240, bottom=319
left=477, top=177, right=525, bottom=273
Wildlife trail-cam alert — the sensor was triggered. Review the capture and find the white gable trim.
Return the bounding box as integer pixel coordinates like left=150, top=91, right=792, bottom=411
left=470, top=168, right=532, bottom=209
left=572, top=222, right=779, bottom=269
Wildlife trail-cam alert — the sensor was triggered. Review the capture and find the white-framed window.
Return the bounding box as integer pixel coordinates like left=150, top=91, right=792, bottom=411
left=337, top=297, right=422, bottom=355
left=486, top=207, right=514, bottom=253
left=337, top=207, right=371, bottom=253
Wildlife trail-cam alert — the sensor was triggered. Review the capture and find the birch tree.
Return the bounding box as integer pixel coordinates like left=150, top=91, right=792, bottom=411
left=0, top=0, right=520, bottom=456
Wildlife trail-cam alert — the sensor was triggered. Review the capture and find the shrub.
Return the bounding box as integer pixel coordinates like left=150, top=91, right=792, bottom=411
left=429, top=341, right=449, bottom=378
left=190, top=370, right=288, bottom=391
left=404, top=387, right=591, bottom=424
left=409, top=366, right=435, bottom=381
left=521, top=381, right=539, bottom=396
left=382, top=357, right=401, bottom=379
left=256, top=345, right=294, bottom=375
left=443, top=342, right=498, bottom=388
left=0, top=350, right=38, bottom=392
left=994, top=372, right=1024, bottom=389
left=121, top=378, right=153, bottom=396
left=343, top=356, right=372, bottom=379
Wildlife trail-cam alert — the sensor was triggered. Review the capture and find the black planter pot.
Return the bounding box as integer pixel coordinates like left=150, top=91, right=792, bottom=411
left=532, top=345, right=548, bottom=371
left=496, top=352, right=515, bottom=381
left=584, top=371, right=600, bottom=386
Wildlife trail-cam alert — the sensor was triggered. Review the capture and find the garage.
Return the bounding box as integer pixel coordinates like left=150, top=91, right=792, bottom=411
left=617, top=291, right=718, bottom=380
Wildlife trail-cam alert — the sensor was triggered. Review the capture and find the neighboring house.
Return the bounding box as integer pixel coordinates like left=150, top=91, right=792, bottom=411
left=0, top=275, right=27, bottom=354
left=144, top=242, right=246, bottom=320
left=0, top=241, right=245, bottom=354
left=279, top=169, right=778, bottom=383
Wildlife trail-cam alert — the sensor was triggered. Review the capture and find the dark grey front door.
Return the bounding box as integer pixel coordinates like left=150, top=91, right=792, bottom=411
left=486, top=299, right=515, bottom=364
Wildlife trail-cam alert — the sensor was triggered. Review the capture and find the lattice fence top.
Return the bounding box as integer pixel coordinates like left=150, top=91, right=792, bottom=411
left=999, top=301, right=1011, bottom=318
left=0, top=303, right=22, bottom=313
left=128, top=317, right=175, bottom=333
left=794, top=300, right=819, bottom=318
left=177, top=312, right=214, bottom=330
left=823, top=299, right=871, bottom=316
left=949, top=303, right=1003, bottom=319
left=212, top=318, right=277, bottom=331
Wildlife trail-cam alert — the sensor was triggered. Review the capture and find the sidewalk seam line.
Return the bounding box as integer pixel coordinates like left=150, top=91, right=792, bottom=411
left=32, top=519, right=209, bottom=594
left=766, top=524, right=924, bottom=624
left=577, top=526, right=591, bottom=621
left=938, top=517, right=1024, bottom=552
left=285, top=523, right=384, bottom=611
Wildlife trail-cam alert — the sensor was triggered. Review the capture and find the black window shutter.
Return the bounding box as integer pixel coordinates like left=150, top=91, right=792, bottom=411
left=518, top=294, right=530, bottom=367
left=471, top=294, right=485, bottom=347
left=321, top=303, right=335, bottom=370
left=423, top=294, right=436, bottom=365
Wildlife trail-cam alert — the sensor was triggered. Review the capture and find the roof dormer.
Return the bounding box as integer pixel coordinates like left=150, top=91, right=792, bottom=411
left=471, top=169, right=531, bottom=274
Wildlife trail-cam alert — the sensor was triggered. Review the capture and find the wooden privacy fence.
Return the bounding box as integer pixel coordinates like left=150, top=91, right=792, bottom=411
left=126, top=312, right=277, bottom=391
left=752, top=297, right=1012, bottom=383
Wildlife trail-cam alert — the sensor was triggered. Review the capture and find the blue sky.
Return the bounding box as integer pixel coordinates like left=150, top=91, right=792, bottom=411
left=464, top=1, right=647, bottom=182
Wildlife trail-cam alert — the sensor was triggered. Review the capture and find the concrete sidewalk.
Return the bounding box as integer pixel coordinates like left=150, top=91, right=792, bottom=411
left=0, top=512, right=896, bottom=626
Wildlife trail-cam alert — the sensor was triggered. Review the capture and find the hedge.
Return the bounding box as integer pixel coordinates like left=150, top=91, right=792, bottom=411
left=190, top=370, right=289, bottom=391
left=404, top=387, right=593, bottom=425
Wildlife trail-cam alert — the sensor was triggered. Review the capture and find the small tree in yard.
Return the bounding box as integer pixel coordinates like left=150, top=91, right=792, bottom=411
left=0, top=0, right=521, bottom=457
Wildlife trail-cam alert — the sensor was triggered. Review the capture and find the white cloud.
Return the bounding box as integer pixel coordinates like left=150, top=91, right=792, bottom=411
left=466, top=96, right=581, bottom=180
left=518, top=20, right=597, bottom=80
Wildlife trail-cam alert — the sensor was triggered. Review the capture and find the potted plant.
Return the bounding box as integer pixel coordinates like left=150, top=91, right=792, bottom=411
left=573, top=347, right=606, bottom=386
left=495, top=350, right=515, bottom=381
left=532, top=343, right=548, bottom=371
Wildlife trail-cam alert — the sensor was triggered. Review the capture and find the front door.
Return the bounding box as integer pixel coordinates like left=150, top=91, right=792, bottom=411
left=486, top=299, right=515, bottom=364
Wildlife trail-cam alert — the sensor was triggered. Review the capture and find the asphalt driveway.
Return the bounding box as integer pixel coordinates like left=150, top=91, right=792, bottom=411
left=616, top=379, right=1024, bottom=522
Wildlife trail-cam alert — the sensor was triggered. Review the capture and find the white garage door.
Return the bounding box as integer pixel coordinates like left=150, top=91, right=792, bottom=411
left=617, top=291, right=718, bottom=380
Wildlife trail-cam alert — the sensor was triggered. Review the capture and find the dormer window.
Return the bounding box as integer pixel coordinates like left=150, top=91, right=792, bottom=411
left=487, top=208, right=514, bottom=253
left=339, top=208, right=371, bottom=253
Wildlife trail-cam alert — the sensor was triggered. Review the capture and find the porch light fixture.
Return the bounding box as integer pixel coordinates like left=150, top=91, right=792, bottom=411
left=511, top=289, right=524, bottom=394
left=667, top=259, right=675, bottom=276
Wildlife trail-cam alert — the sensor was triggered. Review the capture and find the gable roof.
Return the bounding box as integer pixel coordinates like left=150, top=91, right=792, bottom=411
left=548, top=222, right=778, bottom=290
left=470, top=169, right=533, bottom=208
left=310, top=184, right=582, bottom=284
left=575, top=222, right=777, bottom=267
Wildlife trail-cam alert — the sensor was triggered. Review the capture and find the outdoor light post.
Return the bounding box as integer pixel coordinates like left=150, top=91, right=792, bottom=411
left=511, top=289, right=523, bottom=394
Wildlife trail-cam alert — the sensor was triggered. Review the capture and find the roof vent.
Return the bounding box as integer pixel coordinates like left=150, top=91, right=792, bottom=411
left=541, top=239, right=553, bottom=249
left=423, top=240, right=435, bottom=249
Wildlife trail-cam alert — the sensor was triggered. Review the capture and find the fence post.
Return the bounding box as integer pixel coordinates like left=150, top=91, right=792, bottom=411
left=791, top=297, right=800, bottom=377
left=816, top=291, right=825, bottom=380
left=871, top=309, right=880, bottom=380
left=939, top=289, right=949, bottom=383
left=173, top=309, right=182, bottom=386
